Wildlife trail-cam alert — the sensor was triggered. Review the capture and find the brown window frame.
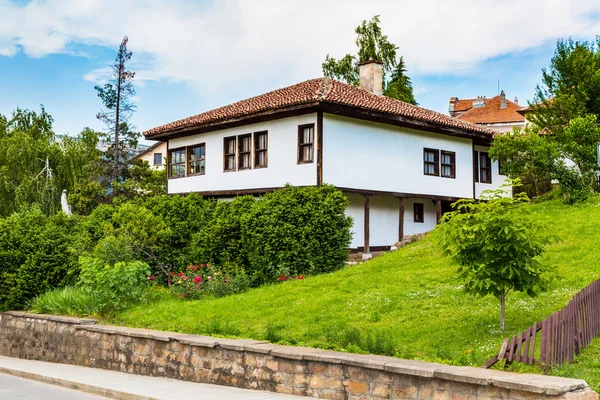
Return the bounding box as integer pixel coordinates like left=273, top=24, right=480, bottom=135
left=479, top=152, right=492, bottom=184
left=168, top=147, right=186, bottom=179
left=223, top=136, right=236, bottom=172
left=238, top=134, right=252, bottom=171
left=298, top=123, right=315, bottom=164
left=473, top=150, right=479, bottom=183
left=423, top=148, right=439, bottom=176
left=254, top=131, right=268, bottom=169
left=187, top=143, right=206, bottom=176
left=414, top=203, right=424, bottom=223
left=440, top=151, right=456, bottom=179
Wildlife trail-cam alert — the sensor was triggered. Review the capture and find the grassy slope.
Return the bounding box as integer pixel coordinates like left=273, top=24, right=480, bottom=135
left=112, top=198, right=600, bottom=387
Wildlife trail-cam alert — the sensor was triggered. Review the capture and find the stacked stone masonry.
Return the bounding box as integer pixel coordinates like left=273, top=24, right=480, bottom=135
left=0, top=312, right=597, bottom=400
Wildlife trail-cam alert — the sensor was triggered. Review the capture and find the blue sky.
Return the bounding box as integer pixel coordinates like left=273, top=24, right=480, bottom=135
left=1, top=0, right=599, bottom=145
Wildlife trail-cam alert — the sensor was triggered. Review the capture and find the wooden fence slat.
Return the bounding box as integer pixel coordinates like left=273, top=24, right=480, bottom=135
left=540, top=319, right=548, bottom=366
left=485, top=277, right=600, bottom=369
left=515, top=332, right=523, bottom=363
left=529, top=322, right=536, bottom=364
left=523, top=326, right=531, bottom=364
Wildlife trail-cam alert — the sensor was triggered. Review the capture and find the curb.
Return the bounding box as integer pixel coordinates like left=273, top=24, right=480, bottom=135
left=0, top=366, right=159, bottom=400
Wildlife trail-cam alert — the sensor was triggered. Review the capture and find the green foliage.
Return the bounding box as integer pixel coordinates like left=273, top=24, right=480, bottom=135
left=530, top=37, right=600, bottom=133
left=29, top=286, right=103, bottom=317
left=168, top=264, right=250, bottom=300
left=434, top=182, right=556, bottom=329
left=78, top=256, right=152, bottom=314
left=489, top=125, right=558, bottom=197
left=322, top=15, right=417, bottom=104
left=490, top=115, right=600, bottom=203
left=190, top=185, right=352, bottom=285
left=242, top=185, right=353, bottom=284
left=0, top=210, right=80, bottom=311
left=383, top=57, right=417, bottom=105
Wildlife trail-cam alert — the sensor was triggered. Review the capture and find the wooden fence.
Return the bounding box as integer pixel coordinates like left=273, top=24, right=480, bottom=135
left=484, top=278, right=600, bottom=370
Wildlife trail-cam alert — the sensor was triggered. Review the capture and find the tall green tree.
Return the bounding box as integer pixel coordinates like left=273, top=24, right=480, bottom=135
left=95, top=36, right=139, bottom=191
left=491, top=37, right=600, bottom=202
left=529, top=37, right=600, bottom=134
left=322, top=15, right=417, bottom=104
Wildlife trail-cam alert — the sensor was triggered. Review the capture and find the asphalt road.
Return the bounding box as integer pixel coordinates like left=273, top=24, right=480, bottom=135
left=0, top=373, right=107, bottom=399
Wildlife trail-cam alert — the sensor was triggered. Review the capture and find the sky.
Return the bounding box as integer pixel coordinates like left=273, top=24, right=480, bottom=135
left=1, top=0, right=600, bottom=145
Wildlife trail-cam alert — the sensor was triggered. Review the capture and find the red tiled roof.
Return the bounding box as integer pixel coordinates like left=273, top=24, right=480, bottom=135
left=453, top=99, right=477, bottom=112
left=456, top=95, right=526, bottom=124
left=144, top=78, right=494, bottom=138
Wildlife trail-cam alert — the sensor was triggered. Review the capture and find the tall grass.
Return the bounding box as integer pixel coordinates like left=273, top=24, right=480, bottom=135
left=29, top=286, right=103, bottom=317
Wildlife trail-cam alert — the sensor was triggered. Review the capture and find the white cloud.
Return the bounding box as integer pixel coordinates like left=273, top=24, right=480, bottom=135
left=1, top=0, right=600, bottom=90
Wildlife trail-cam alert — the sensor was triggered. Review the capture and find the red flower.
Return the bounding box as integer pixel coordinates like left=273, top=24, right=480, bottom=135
left=201, top=263, right=206, bottom=268
left=178, top=272, right=183, bottom=278
left=148, top=275, right=155, bottom=281
left=278, top=275, right=287, bottom=281
left=183, top=293, right=187, bottom=297
left=194, top=276, right=202, bottom=283
left=169, top=271, right=175, bottom=277
left=297, top=275, right=305, bottom=280
left=168, top=279, right=172, bottom=284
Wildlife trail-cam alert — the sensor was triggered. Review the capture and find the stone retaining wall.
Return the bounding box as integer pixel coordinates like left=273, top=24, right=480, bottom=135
left=0, top=311, right=597, bottom=400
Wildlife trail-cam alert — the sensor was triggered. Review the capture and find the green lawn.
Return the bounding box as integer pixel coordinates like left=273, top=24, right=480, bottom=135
left=111, top=198, right=600, bottom=389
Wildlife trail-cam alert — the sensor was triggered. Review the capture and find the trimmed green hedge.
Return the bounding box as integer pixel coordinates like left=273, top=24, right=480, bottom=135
left=0, top=210, right=80, bottom=311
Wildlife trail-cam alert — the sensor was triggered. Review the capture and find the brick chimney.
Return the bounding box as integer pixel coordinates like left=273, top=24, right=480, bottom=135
left=359, top=60, right=383, bottom=96
left=500, top=90, right=507, bottom=109
left=449, top=97, right=458, bottom=116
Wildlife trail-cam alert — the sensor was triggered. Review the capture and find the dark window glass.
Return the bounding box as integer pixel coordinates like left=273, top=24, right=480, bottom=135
left=298, top=124, right=314, bottom=163
left=480, top=152, right=492, bottom=183
left=188, top=144, right=206, bottom=175
left=414, top=203, right=424, bottom=223
left=254, top=131, right=268, bottom=168
left=224, top=137, right=236, bottom=171
left=441, top=151, right=455, bottom=178
left=424, top=149, right=439, bottom=176
left=153, top=153, right=163, bottom=165
left=169, top=148, right=186, bottom=178
left=238, top=134, right=252, bottom=170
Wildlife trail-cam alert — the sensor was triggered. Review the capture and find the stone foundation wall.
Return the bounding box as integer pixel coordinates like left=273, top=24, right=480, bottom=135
left=0, top=311, right=597, bottom=400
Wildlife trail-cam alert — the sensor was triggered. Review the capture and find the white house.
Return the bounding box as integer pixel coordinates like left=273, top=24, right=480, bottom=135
left=448, top=91, right=526, bottom=133
left=144, top=62, right=505, bottom=253
left=130, top=141, right=167, bottom=170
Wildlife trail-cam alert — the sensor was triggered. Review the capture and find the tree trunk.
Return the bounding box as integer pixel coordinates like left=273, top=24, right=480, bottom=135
left=113, top=55, right=123, bottom=192
left=499, top=290, right=506, bottom=331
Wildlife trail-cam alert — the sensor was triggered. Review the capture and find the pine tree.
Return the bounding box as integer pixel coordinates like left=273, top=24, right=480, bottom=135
left=95, top=36, right=139, bottom=192
left=384, top=57, right=417, bottom=105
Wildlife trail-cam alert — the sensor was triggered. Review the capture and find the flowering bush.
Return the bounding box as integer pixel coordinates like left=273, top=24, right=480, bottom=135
left=169, top=264, right=250, bottom=300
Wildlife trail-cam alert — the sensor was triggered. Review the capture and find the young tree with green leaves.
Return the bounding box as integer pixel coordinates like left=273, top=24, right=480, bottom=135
left=322, top=15, right=417, bottom=104
left=434, top=183, right=555, bottom=330
left=95, top=36, right=139, bottom=191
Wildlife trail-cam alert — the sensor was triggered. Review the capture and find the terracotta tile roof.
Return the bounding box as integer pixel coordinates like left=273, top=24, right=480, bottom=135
left=456, top=95, right=526, bottom=124
left=144, top=78, right=494, bottom=138
left=453, top=99, right=477, bottom=112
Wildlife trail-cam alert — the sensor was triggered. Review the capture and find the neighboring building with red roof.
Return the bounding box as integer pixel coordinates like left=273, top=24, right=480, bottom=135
left=144, top=62, right=506, bottom=254
left=448, top=91, right=526, bottom=133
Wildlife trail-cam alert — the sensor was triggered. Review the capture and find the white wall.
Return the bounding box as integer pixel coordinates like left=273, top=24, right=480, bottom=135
left=323, top=114, right=474, bottom=199
left=370, top=195, right=399, bottom=247
left=403, top=198, right=437, bottom=236
left=346, top=193, right=364, bottom=249
left=474, top=145, right=508, bottom=199
left=345, top=193, right=437, bottom=249
left=167, top=114, right=317, bottom=194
